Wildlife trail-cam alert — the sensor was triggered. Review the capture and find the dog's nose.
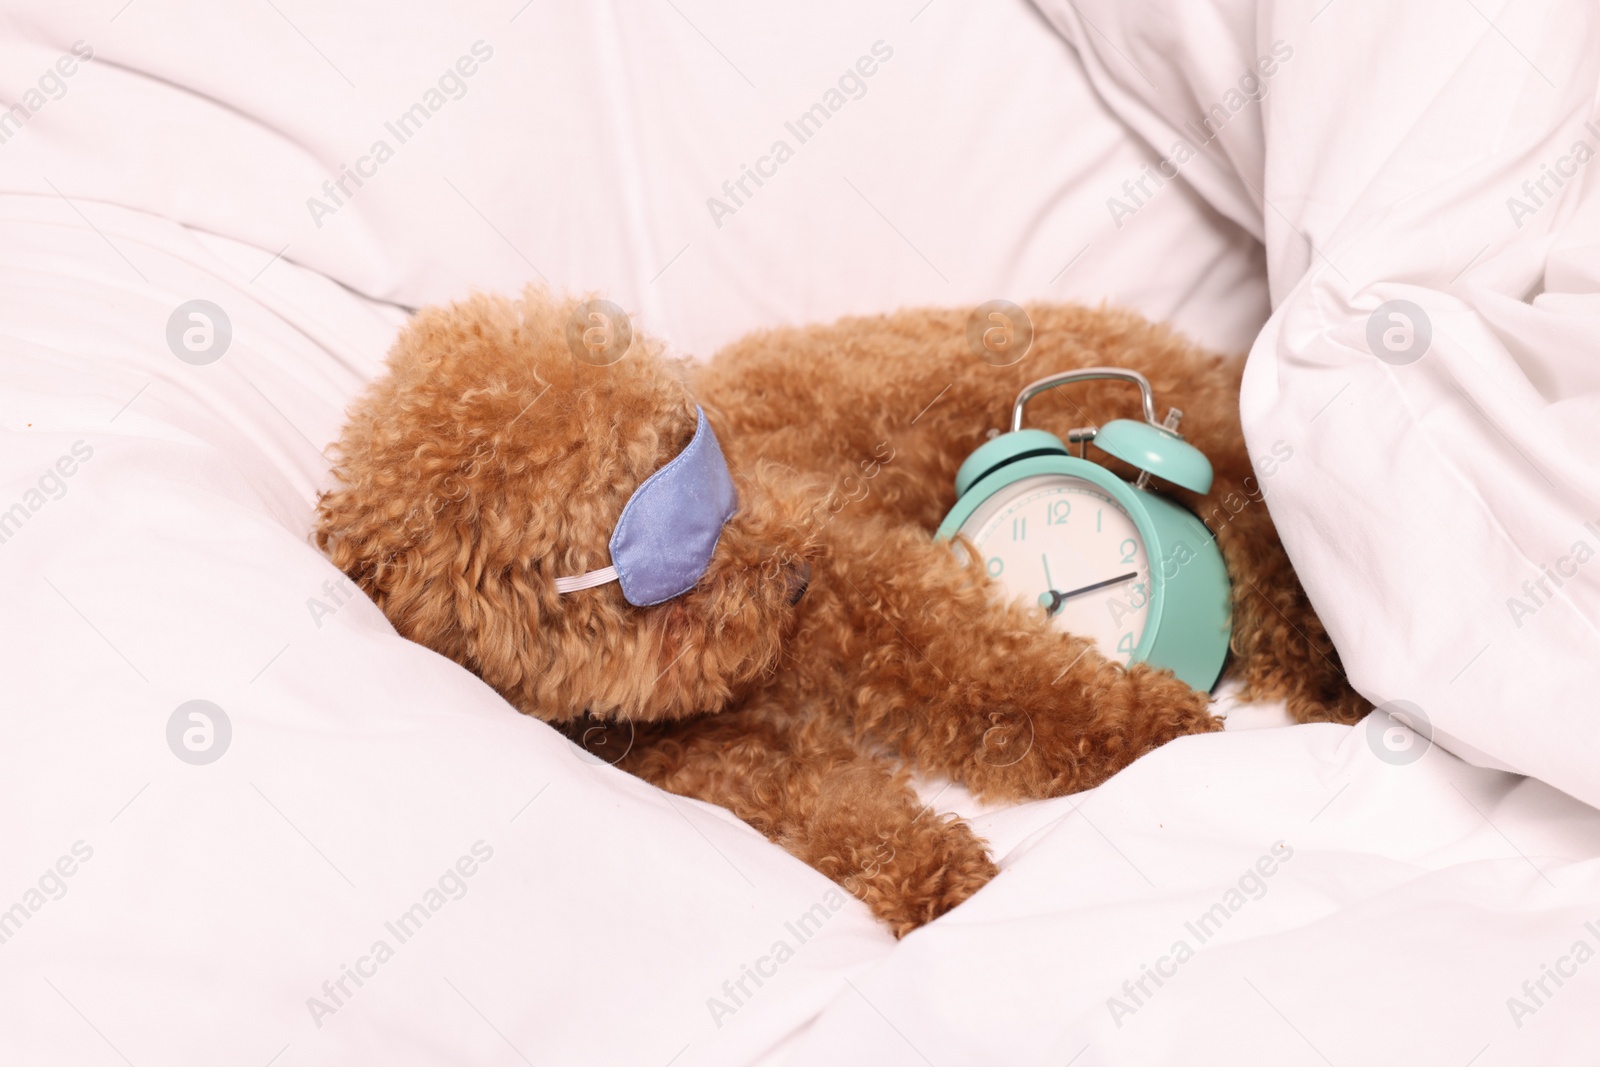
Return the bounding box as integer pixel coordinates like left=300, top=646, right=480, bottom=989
left=786, top=561, right=810, bottom=605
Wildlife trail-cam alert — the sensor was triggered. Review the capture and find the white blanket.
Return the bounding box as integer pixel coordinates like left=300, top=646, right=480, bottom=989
left=1032, top=0, right=1600, bottom=810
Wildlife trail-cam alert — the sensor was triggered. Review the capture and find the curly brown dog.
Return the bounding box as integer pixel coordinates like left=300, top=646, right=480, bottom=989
left=315, top=289, right=1365, bottom=936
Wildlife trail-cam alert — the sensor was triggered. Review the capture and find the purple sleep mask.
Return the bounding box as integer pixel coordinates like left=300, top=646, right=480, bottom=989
left=553, top=407, right=737, bottom=606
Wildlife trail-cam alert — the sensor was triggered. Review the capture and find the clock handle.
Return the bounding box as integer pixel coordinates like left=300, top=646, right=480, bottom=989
left=1012, top=367, right=1214, bottom=494
left=1010, top=367, right=1161, bottom=432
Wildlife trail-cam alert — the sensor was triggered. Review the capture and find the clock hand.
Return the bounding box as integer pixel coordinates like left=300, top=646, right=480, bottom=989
left=1040, top=571, right=1139, bottom=615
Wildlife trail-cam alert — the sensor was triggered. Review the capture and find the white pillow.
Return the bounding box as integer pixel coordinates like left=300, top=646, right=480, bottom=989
left=1033, top=0, right=1600, bottom=806
left=0, top=0, right=1267, bottom=356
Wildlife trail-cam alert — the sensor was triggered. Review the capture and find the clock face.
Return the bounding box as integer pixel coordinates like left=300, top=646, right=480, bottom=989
left=958, top=473, right=1153, bottom=666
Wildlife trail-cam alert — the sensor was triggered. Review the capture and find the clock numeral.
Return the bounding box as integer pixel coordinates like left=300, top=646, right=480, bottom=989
left=1117, top=632, right=1136, bottom=656
left=1012, top=517, right=1026, bottom=541
left=1128, top=582, right=1148, bottom=610
left=1047, top=500, right=1071, bottom=525
left=987, top=557, right=1004, bottom=578
left=1119, top=538, right=1138, bottom=565
left=1096, top=509, right=1102, bottom=533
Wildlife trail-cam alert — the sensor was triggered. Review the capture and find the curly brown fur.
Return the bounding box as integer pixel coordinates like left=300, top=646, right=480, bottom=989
left=316, top=289, right=1366, bottom=936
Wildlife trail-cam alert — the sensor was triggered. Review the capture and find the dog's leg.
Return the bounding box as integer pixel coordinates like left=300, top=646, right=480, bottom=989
left=618, top=708, right=999, bottom=937
left=792, top=516, right=1221, bottom=804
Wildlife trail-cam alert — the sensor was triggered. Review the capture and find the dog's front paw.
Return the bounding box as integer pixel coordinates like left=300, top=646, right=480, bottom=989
left=1127, top=663, right=1225, bottom=746
left=841, top=816, right=999, bottom=939
left=957, top=660, right=1222, bottom=803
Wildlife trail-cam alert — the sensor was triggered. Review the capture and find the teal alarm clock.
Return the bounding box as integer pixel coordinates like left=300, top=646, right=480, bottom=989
left=936, top=368, right=1231, bottom=692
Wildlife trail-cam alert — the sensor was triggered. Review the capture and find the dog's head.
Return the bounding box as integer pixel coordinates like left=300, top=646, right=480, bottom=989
left=316, top=289, right=815, bottom=724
